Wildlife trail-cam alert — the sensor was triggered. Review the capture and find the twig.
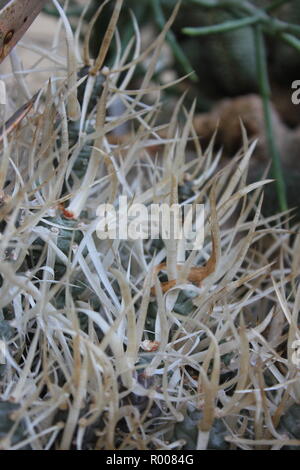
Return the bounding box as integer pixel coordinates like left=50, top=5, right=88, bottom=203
left=152, top=0, right=198, bottom=81
left=254, top=24, right=287, bottom=212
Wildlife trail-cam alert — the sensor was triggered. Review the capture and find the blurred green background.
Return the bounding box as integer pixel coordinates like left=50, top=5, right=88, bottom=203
left=43, top=0, right=300, bottom=215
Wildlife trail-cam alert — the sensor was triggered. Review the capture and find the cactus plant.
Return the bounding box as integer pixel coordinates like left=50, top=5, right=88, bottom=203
left=0, top=0, right=299, bottom=451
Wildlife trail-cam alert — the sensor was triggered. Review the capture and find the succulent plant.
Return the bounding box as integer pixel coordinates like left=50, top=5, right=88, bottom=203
left=0, top=401, right=27, bottom=448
